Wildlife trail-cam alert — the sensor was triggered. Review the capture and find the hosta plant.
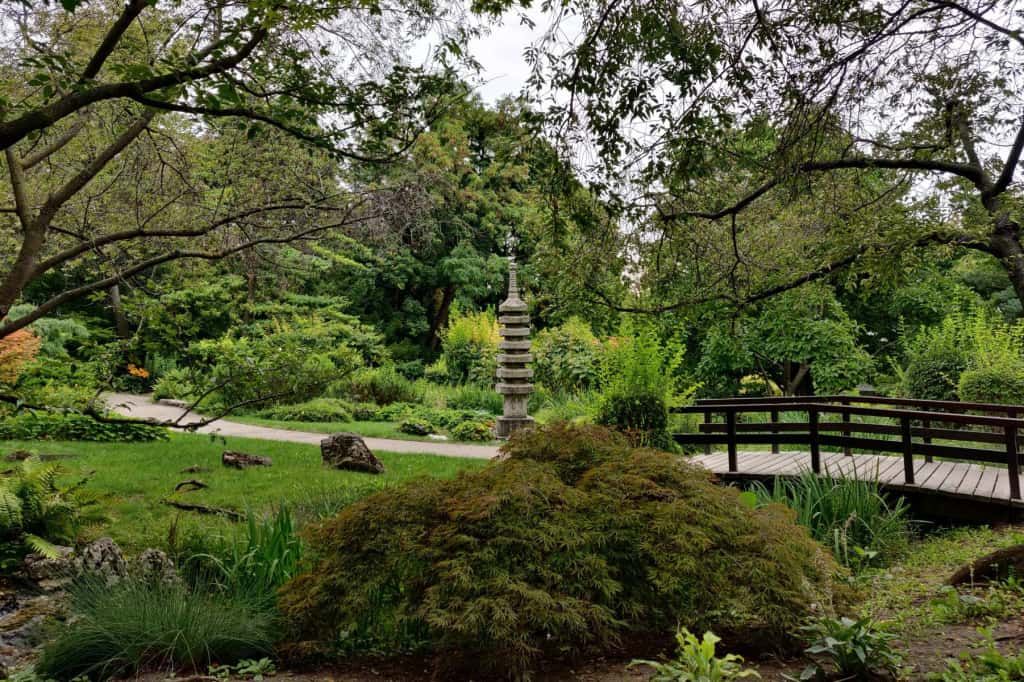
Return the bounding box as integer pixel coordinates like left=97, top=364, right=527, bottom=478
left=630, top=628, right=761, bottom=681
left=796, top=616, right=902, bottom=681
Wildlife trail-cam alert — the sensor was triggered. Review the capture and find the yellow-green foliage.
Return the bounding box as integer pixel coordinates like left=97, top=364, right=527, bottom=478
left=278, top=423, right=847, bottom=677
left=437, top=310, right=499, bottom=385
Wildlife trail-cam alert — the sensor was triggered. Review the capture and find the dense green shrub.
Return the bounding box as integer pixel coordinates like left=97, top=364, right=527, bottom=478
left=398, top=418, right=433, bottom=436
left=751, top=473, right=911, bottom=570
left=532, top=317, right=602, bottom=393
left=279, top=423, right=846, bottom=677
left=257, top=398, right=353, bottom=423
left=151, top=368, right=195, bottom=402
left=349, top=402, right=380, bottom=421
left=444, top=383, right=503, bottom=414
left=958, top=362, right=1024, bottom=404
left=0, top=457, right=105, bottom=570
left=333, top=366, right=421, bottom=405
left=437, top=310, right=499, bottom=385
left=0, top=412, right=168, bottom=442
left=596, top=327, right=689, bottom=448
left=596, top=393, right=672, bottom=449
left=189, top=317, right=363, bottom=410
left=902, top=316, right=970, bottom=401
left=449, top=419, right=493, bottom=442
left=373, top=401, right=418, bottom=421
left=36, top=578, right=274, bottom=681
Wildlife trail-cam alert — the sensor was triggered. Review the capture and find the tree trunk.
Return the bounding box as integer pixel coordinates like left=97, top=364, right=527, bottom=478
left=428, top=284, right=456, bottom=351
left=108, top=284, right=132, bottom=340
left=988, top=215, right=1024, bottom=307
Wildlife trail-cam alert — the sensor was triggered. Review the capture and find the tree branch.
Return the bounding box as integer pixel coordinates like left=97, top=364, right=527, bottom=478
left=0, top=28, right=267, bottom=150
left=36, top=109, right=156, bottom=223
left=79, top=0, right=150, bottom=82
left=0, top=210, right=373, bottom=338
left=660, top=155, right=988, bottom=221
left=20, top=114, right=89, bottom=170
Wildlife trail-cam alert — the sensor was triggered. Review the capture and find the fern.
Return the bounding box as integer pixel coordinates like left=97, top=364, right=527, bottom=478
left=24, top=534, right=62, bottom=559
left=0, top=457, right=105, bottom=570
left=0, top=489, right=24, bottom=532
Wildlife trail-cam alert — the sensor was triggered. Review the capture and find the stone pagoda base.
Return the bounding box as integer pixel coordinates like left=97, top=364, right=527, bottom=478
left=495, top=415, right=534, bottom=439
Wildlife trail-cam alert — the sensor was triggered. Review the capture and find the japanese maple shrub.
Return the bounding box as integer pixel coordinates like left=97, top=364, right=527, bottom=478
left=278, top=422, right=847, bottom=677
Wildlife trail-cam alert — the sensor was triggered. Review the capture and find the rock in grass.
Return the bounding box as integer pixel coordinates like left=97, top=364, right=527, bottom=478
left=222, top=451, right=272, bottom=469
left=75, top=538, right=128, bottom=585
left=22, top=546, right=74, bottom=587
left=133, top=549, right=180, bottom=586
left=320, top=433, right=384, bottom=474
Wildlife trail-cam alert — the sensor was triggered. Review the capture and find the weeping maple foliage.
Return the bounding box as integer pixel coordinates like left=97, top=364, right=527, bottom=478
left=0, top=329, right=40, bottom=384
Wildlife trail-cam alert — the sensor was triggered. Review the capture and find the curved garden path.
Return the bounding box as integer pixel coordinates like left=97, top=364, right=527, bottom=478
left=104, top=393, right=500, bottom=460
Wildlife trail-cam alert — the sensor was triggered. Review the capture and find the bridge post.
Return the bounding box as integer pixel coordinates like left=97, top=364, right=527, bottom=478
left=726, top=409, right=737, bottom=472
left=840, top=396, right=852, bottom=456
left=809, top=408, right=820, bottom=474
left=901, top=416, right=915, bottom=485
left=1006, top=422, right=1021, bottom=500
left=704, top=409, right=712, bottom=455
left=923, top=417, right=932, bottom=463
left=770, top=408, right=779, bottom=454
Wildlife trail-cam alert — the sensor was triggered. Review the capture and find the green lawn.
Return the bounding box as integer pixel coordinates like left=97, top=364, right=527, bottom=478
left=0, top=434, right=484, bottom=552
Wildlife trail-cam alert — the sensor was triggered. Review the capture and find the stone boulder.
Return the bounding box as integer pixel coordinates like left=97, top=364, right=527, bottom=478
left=75, top=537, right=128, bottom=584
left=22, top=545, right=74, bottom=587
left=321, top=433, right=385, bottom=474
left=133, top=549, right=180, bottom=586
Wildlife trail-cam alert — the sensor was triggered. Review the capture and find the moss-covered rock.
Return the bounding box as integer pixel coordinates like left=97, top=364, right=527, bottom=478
left=278, top=423, right=848, bottom=676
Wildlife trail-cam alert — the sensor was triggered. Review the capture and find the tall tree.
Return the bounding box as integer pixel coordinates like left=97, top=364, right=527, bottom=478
left=531, top=0, right=1024, bottom=310
left=0, top=0, right=491, bottom=336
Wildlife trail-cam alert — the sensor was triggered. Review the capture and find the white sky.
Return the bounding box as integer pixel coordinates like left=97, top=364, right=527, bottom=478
left=466, top=7, right=546, bottom=102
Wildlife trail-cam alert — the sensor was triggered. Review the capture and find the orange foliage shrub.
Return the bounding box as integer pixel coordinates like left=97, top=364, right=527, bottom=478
left=0, top=329, right=41, bottom=384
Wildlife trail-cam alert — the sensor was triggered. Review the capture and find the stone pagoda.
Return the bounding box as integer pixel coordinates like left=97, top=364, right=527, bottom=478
left=495, top=260, right=534, bottom=438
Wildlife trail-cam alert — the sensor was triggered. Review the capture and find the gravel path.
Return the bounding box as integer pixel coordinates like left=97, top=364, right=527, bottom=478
left=104, top=393, right=499, bottom=460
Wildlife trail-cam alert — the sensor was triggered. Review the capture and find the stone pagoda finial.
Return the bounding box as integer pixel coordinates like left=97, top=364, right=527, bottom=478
left=495, top=258, right=534, bottom=438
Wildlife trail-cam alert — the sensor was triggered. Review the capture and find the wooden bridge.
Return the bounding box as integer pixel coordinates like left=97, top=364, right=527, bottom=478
left=672, top=396, right=1024, bottom=521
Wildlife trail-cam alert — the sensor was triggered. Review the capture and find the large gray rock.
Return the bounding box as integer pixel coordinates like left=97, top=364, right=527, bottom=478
left=75, top=537, right=128, bottom=584
left=22, top=545, right=74, bottom=587
left=321, top=433, right=385, bottom=474
left=133, top=549, right=180, bottom=586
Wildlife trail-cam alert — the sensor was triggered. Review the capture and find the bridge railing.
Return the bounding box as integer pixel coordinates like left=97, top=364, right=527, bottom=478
left=672, top=396, right=1024, bottom=499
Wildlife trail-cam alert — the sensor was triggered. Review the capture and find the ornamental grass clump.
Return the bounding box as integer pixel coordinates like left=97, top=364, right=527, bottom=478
left=278, top=422, right=848, bottom=677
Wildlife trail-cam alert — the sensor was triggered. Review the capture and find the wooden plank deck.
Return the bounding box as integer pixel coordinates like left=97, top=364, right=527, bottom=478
left=690, top=450, right=1024, bottom=508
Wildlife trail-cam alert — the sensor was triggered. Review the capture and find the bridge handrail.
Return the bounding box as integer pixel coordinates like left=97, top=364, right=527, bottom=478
left=684, top=394, right=1024, bottom=416
left=672, top=397, right=1022, bottom=500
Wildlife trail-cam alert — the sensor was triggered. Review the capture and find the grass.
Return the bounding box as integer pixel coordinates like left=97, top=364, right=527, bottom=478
left=36, top=578, right=274, bottom=680
left=752, top=472, right=912, bottom=569
left=0, top=433, right=485, bottom=551
left=860, top=524, right=1024, bottom=637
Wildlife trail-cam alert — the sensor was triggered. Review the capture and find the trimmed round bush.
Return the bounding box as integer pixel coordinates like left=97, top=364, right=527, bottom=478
left=449, top=419, right=493, bottom=442
left=596, top=392, right=672, bottom=449
left=258, top=398, right=353, bottom=422
left=350, top=402, right=379, bottom=421
left=958, top=361, right=1024, bottom=404
left=398, top=418, right=433, bottom=436
left=278, top=423, right=847, bottom=677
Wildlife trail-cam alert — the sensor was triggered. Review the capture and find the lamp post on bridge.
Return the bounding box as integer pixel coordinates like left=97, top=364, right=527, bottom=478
left=495, top=259, right=534, bottom=439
